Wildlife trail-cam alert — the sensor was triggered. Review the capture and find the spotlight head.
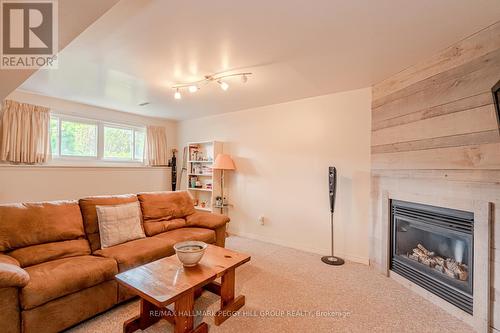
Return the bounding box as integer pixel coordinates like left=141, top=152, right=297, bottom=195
left=218, top=80, right=229, bottom=91
left=174, top=89, right=181, bottom=100
left=188, top=85, right=198, bottom=93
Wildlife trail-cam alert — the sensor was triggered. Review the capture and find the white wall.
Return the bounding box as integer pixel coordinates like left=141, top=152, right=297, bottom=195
left=0, top=166, right=171, bottom=203
left=0, top=91, right=177, bottom=203
left=178, top=88, right=372, bottom=263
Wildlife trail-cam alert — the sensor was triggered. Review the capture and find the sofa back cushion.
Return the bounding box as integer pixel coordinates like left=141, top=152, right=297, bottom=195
left=0, top=201, right=90, bottom=267
left=137, top=191, right=194, bottom=236
left=8, top=239, right=90, bottom=267
left=79, top=194, right=138, bottom=252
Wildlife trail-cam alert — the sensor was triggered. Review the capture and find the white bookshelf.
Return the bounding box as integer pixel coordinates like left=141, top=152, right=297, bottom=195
left=186, top=141, right=222, bottom=212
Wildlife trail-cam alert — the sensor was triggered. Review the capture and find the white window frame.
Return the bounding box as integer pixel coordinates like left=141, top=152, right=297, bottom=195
left=102, top=123, right=145, bottom=162
left=50, top=113, right=147, bottom=166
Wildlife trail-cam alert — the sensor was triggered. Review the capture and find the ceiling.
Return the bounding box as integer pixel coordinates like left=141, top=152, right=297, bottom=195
left=0, top=0, right=120, bottom=102
left=19, top=0, right=500, bottom=120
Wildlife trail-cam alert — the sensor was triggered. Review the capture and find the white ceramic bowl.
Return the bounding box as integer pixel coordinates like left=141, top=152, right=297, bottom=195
left=174, top=241, right=208, bottom=267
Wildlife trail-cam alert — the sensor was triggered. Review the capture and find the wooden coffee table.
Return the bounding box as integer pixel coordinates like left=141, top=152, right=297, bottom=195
left=115, top=244, right=251, bottom=333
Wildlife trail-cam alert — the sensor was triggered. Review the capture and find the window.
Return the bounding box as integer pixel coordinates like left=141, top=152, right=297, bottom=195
left=50, top=114, right=146, bottom=163
left=61, top=119, right=98, bottom=157
left=104, top=126, right=133, bottom=159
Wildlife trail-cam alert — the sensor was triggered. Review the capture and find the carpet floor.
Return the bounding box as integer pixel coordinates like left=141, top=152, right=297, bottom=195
left=67, top=236, right=473, bottom=333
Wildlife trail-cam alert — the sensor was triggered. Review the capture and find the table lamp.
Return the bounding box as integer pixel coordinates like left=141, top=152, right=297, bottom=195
left=211, top=154, right=236, bottom=210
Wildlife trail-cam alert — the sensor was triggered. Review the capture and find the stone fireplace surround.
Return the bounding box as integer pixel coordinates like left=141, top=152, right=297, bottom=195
left=370, top=174, right=493, bottom=332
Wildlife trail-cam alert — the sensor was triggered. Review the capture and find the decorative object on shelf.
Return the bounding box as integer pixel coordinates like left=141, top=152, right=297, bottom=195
left=173, top=241, right=208, bottom=267
left=322, top=166, right=344, bottom=266
left=190, top=176, right=197, bottom=188
left=172, top=71, right=252, bottom=100
left=215, top=196, right=223, bottom=207
left=211, top=154, right=236, bottom=213
left=200, top=201, right=207, bottom=208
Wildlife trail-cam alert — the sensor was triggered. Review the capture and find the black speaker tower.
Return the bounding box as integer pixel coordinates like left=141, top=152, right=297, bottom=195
left=321, top=167, right=344, bottom=266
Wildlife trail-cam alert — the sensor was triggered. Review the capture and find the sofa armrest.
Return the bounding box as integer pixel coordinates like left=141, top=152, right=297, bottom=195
left=185, top=211, right=230, bottom=230
left=0, top=255, right=29, bottom=288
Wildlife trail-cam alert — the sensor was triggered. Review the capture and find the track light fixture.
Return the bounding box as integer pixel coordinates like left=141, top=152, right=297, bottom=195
left=171, top=71, right=251, bottom=99
left=218, top=80, right=229, bottom=91
left=174, top=88, right=181, bottom=100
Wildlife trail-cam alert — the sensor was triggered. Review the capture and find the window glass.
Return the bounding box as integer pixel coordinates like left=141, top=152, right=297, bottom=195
left=104, top=126, right=133, bottom=159
left=60, top=120, right=97, bottom=157
left=50, top=117, right=59, bottom=156
left=134, top=130, right=145, bottom=160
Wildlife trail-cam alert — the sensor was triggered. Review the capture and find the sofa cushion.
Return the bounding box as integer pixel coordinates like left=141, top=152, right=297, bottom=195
left=21, top=255, right=117, bottom=310
left=8, top=239, right=91, bottom=268
left=137, top=191, right=195, bottom=236
left=154, top=227, right=216, bottom=245
left=0, top=263, right=30, bottom=288
left=93, top=237, right=174, bottom=272
left=96, top=202, right=145, bottom=248
left=142, top=218, right=187, bottom=237
left=79, top=194, right=138, bottom=252
left=0, top=201, right=86, bottom=252
left=22, top=280, right=117, bottom=333
left=185, top=211, right=230, bottom=230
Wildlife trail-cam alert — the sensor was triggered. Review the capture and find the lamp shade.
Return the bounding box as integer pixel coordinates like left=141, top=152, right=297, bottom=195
left=212, top=154, right=236, bottom=170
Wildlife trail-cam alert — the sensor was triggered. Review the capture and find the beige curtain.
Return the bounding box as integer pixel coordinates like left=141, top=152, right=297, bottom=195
left=146, top=125, right=168, bottom=166
left=0, top=100, right=50, bottom=164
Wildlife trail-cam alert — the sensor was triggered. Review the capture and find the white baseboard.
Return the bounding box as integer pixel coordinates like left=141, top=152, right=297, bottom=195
left=229, top=231, right=369, bottom=265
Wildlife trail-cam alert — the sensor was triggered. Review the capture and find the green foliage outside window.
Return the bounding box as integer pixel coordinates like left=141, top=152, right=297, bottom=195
left=104, top=127, right=133, bottom=159
left=50, top=116, right=145, bottom=161
left=50, top=118, right=59, bottom=155
left=61, top=120, right=97, bottom=157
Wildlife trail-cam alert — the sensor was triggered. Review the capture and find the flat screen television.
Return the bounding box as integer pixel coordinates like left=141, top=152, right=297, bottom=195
left=492, top=80, right=500, bottom=134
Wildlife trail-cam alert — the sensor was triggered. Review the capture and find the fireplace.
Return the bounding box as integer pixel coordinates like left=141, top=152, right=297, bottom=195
left=390, top=200, right=474, bottom=314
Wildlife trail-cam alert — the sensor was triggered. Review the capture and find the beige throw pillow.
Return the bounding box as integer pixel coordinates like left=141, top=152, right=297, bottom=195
left=96, top=201, right=146, bottom=248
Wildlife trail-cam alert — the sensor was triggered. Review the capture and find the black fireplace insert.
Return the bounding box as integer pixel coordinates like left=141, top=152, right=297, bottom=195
left=390, top=200, right=474, bottom=314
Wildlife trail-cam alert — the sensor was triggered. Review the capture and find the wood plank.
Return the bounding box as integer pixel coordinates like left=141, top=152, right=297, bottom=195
left=174, top=292, right=194, bottom=333
left=123, top=299, right=163, bottom=333
left=371, top=143, right=500, bottom=170
left=373, top=47, right=500, bottom=109
left=472, top=201, right=492, bottom=333
left=214, top=295, right=245, bottom=326
left=371, top=169, right=500, bottom=184
left=203, top=281, right=221, bottom=295
left=372, top=105, right=498, bottom=146
left=372, top=130, right=500, bottom=154
left=220, top=268, right=235, bottom=308
left=372, top=93, right=492, bottom=131
left=373, top=22, right=500, bottom=100
left=372, top=55, right=500, bottom=123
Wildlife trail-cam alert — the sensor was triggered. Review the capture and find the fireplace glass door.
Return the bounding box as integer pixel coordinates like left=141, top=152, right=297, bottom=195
left=390, top=200, right=474, bottom=314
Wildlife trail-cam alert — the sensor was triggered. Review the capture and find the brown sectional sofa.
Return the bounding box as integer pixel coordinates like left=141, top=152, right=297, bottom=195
left=0, top=191, right=229, bottom=333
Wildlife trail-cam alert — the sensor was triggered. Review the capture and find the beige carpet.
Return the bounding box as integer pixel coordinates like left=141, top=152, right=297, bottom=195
left=67, top=236, right=473, bottom=333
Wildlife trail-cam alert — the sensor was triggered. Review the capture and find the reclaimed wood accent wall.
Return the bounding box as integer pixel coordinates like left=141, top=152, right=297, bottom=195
left=372, top=23, right=500, bottom=172
left=371, top=21, right=500, bottom=331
